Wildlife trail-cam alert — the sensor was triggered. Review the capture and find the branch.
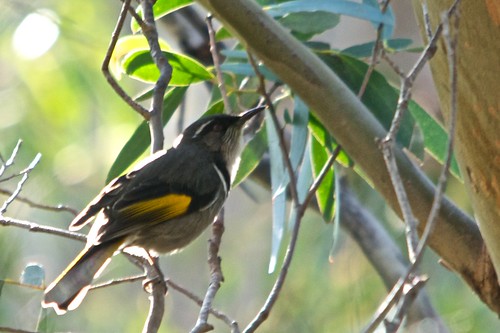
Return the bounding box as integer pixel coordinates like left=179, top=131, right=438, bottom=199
left=140, top=0, right=172, bottom=153
left=101, top=0, right=150, bottom=118
left=206, top=14, right=232, bottom=114
left=1, top=153, right=41, bottom=215
left=0, top=188, right=78, bottom=215
left=191, top=212, right=227, bottom=333
left=0, top=215, right=86, bottom=242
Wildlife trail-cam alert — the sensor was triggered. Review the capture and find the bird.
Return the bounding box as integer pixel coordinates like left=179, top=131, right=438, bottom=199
left=42, top=106, right=265, bottom=315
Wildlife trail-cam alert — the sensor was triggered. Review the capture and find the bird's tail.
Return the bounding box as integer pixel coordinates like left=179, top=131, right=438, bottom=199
left=42, top=240, right=121, bottom=315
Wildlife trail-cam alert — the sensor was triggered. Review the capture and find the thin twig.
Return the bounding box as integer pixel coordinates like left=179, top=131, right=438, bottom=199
left=380, top=0, right=461, bottom=263
left=166, top=279, right=240, bottom=332
left=380, top=50, right=405, bottom=79
left=101, top=0, right=150, bottom=119
left=206, top=15, right=232, bottom=114
left=0, top=140, right=22, bottom=177
left=191, top=211, right=227, bottom=333
left=408, top=0, right=460, bottom=273
left=421, top=0, right=434, bottom=41
left=1, top=153, right=41, bottom=214
left=243, top=148, right=341, bottom=333
left=247, top=53, right=299, bottom=204
left=90, top=274, right=147, bottom=290
left=357, top=0, right=392, bottom=99
left=0, top=215, right=86, bottom=242
left=0, top=188, right=78, bottom=215
left=366, top=1, right=462, bottom=330
left=141, top=0, right=172, bottom=153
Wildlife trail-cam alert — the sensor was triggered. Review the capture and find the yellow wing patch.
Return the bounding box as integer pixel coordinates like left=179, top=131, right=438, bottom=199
left=120, top=194, right=192, bottom=224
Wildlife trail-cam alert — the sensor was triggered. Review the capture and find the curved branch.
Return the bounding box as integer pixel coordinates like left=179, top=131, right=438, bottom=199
left=195, top=0, right=499, bottom=312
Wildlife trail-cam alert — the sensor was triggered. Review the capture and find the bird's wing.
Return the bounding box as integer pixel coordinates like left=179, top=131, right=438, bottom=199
left=93, top=148, right=226, bottom=243
left=69, top=150, right=169, bottom=231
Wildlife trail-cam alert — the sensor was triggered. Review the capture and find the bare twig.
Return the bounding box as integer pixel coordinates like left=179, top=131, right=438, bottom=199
left=0, top=215, right=86, bottom=242
left=421, top=0, right=434, bottom=41
left=243, top=148, right=341, bottom=333
left=90, top=274, right=147, bottom=290
left=191, top=211, right=227, bottom=333
left=339, top=175, right=447, bottom=330
left=366, top=1, right=462, bottom=330
left=357, top=0, right=392, bottom=99
left=141, top=0, right=172, bottom=153
left=1, top=153, right=41, bottom=214
left=101, top=0, right=150, bottom=119
left=380, top=0, right=461, bottom=263
left=142, top=257, right=167, bottom=333
left=206, top=15, right=232, bottom=114
left=0, top=188, right=78, bottom=215
left=247, top=52, right=299, bottom=204
left=166, top=279, right=240, bottom=332
left=0, top=140, right=22, bottom=178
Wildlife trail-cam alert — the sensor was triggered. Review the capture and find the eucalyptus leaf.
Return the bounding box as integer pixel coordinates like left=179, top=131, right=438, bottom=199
left=122, top=50, right=213, bottom=85
left=265, top=0, right=394, bottom=28
left=279, top=11, right=340, bottom=37
left=266, top=112, right=287, bottom=273
left=310, top=134, right=335, bottom=223
left=233, top=123, right=268, bottom=187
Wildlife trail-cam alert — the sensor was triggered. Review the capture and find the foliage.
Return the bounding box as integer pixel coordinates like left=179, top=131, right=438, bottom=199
left=1, top=0, right=498, bottom=332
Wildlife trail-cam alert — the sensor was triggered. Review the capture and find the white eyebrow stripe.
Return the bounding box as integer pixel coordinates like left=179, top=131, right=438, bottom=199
left=193, top=120, right=213, bottom=138
left=212, top=163, right=229, bottom=197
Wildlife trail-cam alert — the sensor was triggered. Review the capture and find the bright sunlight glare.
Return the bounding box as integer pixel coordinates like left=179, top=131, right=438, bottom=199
left=12, top=10, right=60, bottom=60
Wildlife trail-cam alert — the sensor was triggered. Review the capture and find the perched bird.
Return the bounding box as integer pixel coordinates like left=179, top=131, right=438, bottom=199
left=42, top=106, right=265, bottom=314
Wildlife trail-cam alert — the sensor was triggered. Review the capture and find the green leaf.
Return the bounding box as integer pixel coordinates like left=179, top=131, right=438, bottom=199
left=318, top=53, right=461, bottom=179
left=233, top=123, right=268, bottom=187
left=319, top=53, right=414, bottom=148
left=289, top=143, right=313, bottom=228
left=289, top=96, right=309, bottom=170
left=204, top=99, right=226, bottom=116
left=131, top=0, right=193, bottom=33
left=341, top=38, right=413, bottom=58
left=110, top=35, right=171, bottom=79
left=122, top=50, right=213, bottom=85
left=106, top=87, right=187, bottom=182
left=279, top=11, right=340, bottom=38
left=266, top=112, right=287, bottom=273
left=310, top=134, right=335, bottom=223
left=215, top=26, right=233, bottom=40
left=265, top=0, right=394, bottom=28
left=308, top=114, right=353, bottom=167
left=408, top=100, right=461, bottom=179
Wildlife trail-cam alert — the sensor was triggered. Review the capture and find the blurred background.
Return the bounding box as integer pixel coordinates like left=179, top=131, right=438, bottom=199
left=0, top=0, right=498, bottom=332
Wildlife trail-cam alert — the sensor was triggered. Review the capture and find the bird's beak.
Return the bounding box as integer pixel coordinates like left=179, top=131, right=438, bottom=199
left=238, top=105, right=266, bottom=125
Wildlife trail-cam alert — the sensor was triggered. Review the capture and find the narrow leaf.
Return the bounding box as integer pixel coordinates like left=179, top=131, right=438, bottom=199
left=310, top=134, right=335, bottom=223
left=122, top=50, right=213, bottom=85
left=233, top=123, right=268, bottom=187
left=266, top=112, right=287, bottom=273
left=265, top=0, right=394, bottom=28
